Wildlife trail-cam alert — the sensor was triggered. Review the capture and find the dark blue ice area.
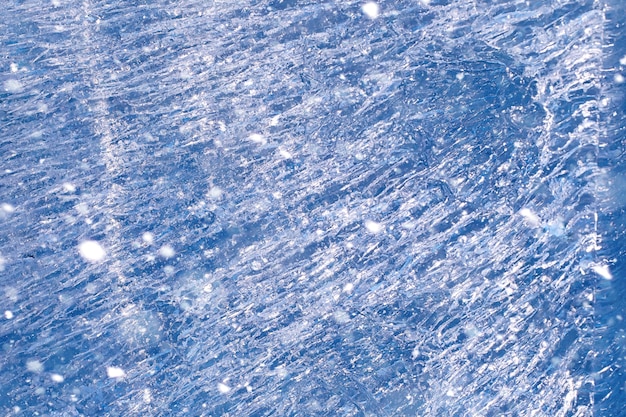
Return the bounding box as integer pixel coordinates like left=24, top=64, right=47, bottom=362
left=1, top=0, right=625, bottom=415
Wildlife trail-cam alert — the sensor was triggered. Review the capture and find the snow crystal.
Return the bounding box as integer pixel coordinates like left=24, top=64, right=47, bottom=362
left=217, top=382, right=231, bottom=394
left=4, top=310, right=14, bottom=319
left=106, top=366, right=126, bottom=378
left=3, top=79, right=23, bottom=93
left=364, top=220, right=383, bottom=234
left=26, top=360, right=44, bottom=373
left=78, top=240, right=106, bottom=262
left=9, top=63, right=18, bottom=73
left=362, top=2, right=380, bottom=19
left=158, top=245, right=175, bottom=259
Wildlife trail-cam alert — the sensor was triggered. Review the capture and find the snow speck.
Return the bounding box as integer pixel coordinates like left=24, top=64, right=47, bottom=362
left=158, top=245, right=175, bottom=259
left=3, top=79, right=23, bottom=93
left=365, top=220, right=384, bottom=234
left=519, top=208, right=540, bottom=227
left=342, top=282, right=354, bottom=294
left=615, top=74, right=625, bottom=84
left=249, top=133, right=267, bottom=145
left=207, top=186, right=223, bottom=200
left=456, top=72, right=465, bottom=81
left=143, top=388, right=152, bottom=404
left=333, top=310, right=351, bottom=324
left=26, top=360, right=44, bottom=373
left=592, top=264, right=613, bottom=280
left=362, top=2, right=380, bottom=19
left=1, top=203, right=15, bottom=214
left=621, top=55, right=626, bottom=66
left=51, top=373, right=65, bottom=383
left=142, top=232, right=154, bottom=244
left=278, top=148, right=293, bottom=159
left=217, top=382, right=231, bottom=394
left=62, top=182, right=76, bottom=193
left=10, top=63, right=18, bottom=73
left=78, top=240, right=106, bottom=262
left=107, top=366, right=126, bottom=379
left=4, top=310, right=14, bottom=319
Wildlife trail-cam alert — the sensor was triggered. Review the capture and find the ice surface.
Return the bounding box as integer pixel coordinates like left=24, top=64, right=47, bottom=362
left=1, top=0, right=625, bottom=415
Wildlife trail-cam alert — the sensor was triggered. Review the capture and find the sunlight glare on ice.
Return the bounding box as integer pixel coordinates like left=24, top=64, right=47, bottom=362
left=362, top=2, right=380, bottom=19
left=78, top=240, right=106, bottom=262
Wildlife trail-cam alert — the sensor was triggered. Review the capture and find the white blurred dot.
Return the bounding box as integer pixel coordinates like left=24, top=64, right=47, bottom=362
left=4, top=310, right=14, bottom=319
left=1, top=203, right=15, bottom=214
left=519, top=208, right=540, bottom=227
left=158, top=245, right=175, bottom=259
left=10, top=63, right=18, bottom=73
left=51, top=373, right=65, bottom=383
left=26, top=360, right=44, bottom=373
left=456, top=72, right=465, bottom=81
left=78, top=240, right=106, bottom=262
left=142, top=232, right=154, bottom=244
left=207, top=186, right=223, bottom=200
left=217, top=382, right=231, bottom=394
left=3, top=79, right=23, bottom=93
left=62, top=183, right=76, bottom=193
left=592, top=264, right=613, bottom=280
left=278, top=148, right=293, bottom=159
left=365, top=220, right=383, bottom=234
left=106, top=366, right=126, bottom=378
left=342, top=283, right=354, bottom=294
left=249, top=133, right=266, bottom=144
left=615, top=74, right=625, bottom=84
left=620, top=55, right=626, bottom=66
left=362, top=2, right=380, bottom=19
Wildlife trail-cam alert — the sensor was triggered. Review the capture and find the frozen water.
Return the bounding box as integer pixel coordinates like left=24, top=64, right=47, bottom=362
left=1, top=0, right=625, bottom=416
